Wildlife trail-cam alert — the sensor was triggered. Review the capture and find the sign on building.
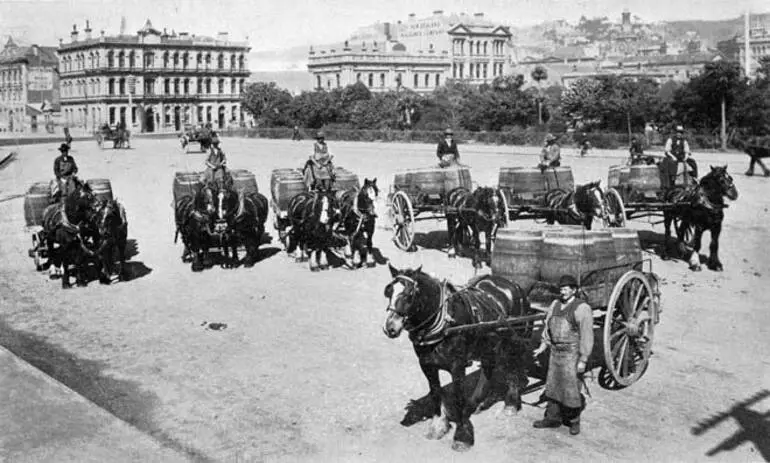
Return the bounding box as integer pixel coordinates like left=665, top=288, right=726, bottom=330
left=28, top=67, right=54, bottom=91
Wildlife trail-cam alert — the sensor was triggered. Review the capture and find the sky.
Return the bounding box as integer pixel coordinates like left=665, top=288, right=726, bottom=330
left=0, top=0, right=767, bottom=52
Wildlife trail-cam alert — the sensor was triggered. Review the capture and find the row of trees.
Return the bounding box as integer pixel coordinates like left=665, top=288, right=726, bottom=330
left=241, top=57, right=770, bottom=144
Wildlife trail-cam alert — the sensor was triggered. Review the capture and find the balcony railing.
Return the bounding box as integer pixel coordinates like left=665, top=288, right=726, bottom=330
left=61, top=65, right=250, bottom=76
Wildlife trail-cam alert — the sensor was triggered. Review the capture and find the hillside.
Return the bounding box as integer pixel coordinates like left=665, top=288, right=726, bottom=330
left=664, top=16, right=745, bottom=47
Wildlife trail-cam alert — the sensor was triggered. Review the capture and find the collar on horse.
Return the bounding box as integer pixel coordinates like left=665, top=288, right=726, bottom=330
left=409, top=279, right=451, bottom=347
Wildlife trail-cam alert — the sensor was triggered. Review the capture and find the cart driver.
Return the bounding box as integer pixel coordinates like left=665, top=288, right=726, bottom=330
left=539, top=134, right=562, bottom=171
left=201, top=134, right=232, bottom=189
left=663, top=125, right=698, bottom=186
left=303, top=131, right=335, bottom=189
left=533, top=274, right=594, bottom=436
left=51, top=143, right=80, bottom=202
left=436, top=128, right=460, bottom=168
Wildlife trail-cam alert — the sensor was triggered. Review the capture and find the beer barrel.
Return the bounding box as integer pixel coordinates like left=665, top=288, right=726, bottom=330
left=540, top=229, right=596, bottom=284
left=270, top=169, right=307, bottom=211
left=443, top=167, right=472, bottom=192
left=173, top=172, right=202, bottom=204
left=491, top=229, right=543, bottom=292
left=86, top=178, right=113, bottom=203
left=608, top=165, right=631, bottom=188
left=503, top=167, right=546, bottom=204
left=24, top=181, right=51, bottom=227
left=610, top=228, right=643, bottom=271
left=542, top=167, right=574, bottom=192
left=333, top=167, right=360, bottom=192
left=628, top=165, right=661, bottom=192
left=231, top=169, right=258, bottom=195
left=402, top=167, right=472, bottom=196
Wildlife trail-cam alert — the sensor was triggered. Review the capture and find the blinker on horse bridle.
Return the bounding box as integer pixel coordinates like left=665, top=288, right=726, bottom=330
left=385, top=274, right=449, bottom=345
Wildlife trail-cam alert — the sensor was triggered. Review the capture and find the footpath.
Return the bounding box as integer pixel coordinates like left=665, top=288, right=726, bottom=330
left=0, top=347, right=187, bottom=462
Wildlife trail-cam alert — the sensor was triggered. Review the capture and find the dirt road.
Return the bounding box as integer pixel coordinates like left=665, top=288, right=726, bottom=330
left=0, top=137, right=768, bottom=462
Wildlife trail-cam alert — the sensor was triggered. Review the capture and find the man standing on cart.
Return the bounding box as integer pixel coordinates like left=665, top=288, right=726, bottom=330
left=436, top=128, right=460, bottom=167
left=51, top=143, right=80, bottom=202
left=663, top=125, right=698, bottom=187
left=538, top=134, right=561, bottom=171
left=303, top=131, right=335, bottom=189
left=533, top=275, right=594, bottom=436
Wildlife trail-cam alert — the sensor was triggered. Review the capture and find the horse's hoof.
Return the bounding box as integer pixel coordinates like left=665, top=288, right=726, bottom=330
left=76, top=281, right=87, bottom=287
left=426, top=422, right=451, bottom=440
left=62, top=283, right=73, bottom=290
left=99, top=278, right=111, bottom=285
left=451, top=441, right=472, bottom=452
left=501, top=405, right=520, bottom=417
left=366, top=261, right=376, bottom=268
left=690, top=265, right=702, bottom=272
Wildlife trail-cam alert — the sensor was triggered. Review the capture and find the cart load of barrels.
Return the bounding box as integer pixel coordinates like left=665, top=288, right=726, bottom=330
left=24, top=178, right=114, bottom=227
left=608, top=163, right=692, bottom=203
left=172, top=169, right=259, bottom=205
left=492, top=226, right=643, bottom=307
left=498, top=166, right=574, bottom=206
left=391, top=166, right=472, bottom=203
left=270, top=166, right=360, bottom=213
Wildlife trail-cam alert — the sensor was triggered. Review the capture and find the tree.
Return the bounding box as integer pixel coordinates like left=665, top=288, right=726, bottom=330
left=531, top=65, right=548, bottom=124
left=561, top=78, right=605, bottom=129
left=240, top=82, right=293, bottom=127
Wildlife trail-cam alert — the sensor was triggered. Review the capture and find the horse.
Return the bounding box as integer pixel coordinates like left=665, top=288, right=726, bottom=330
left=662, top=165, right=739, bottom=271
left=222, top=190, right=269, bottom=268
left=446, top=186, right=506, bottom=268
left=287, top=186, right=341, bottom=271
left=543, top=180, right=607, bottom=230
left=42, top=182, right=97, bottom=288
left=383, top=265, right=531, bottom=451
left=89, top=199, right=128, bottom=283
left=175, top=194, right=214, bottom=272
left=199, top=178, right=241, bottom=267
left=335, top=178, right=379, bottom=268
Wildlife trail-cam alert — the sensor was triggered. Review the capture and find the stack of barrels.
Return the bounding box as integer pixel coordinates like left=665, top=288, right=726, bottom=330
left=270, top=168, right=306, bottom=212
left=24, top=182, right=52, bottom=227
left=392, top=167, right=472, bottom=197
left=608, top=165, right=631, bottom=190
left=86, top=178, right=114, bottom=203
left=333, top=167, right=360, bottom=192
left=173, top=172, right=202, bottom=205
left=499, top=166, right=574, bottom=206
left=230, top=169, right=259, bottom=196
left=492, top=226, right=643, bottom=306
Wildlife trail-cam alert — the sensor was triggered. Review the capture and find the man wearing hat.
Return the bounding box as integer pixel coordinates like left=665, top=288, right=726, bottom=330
left=51, top=143, right=79, bottom=202
left=436, top=128, right=460, bottom=168
left=663, top=125, right=698, bottom=187
left=304, top=131, right=335, bottom=189
left=539, top=134, right=561, bottom=171
left=532, top=274, right=594, bottom=436
left=201, top=133, right=231, bottom=189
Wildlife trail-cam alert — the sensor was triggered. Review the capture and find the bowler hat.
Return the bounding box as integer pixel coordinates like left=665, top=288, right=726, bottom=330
left=58, top=143, right=70, bottom=152
left=545, top=133, right=556, bottom=142
left=675, top=125, right=684, bottom=132
left=558, top=275, right=579, bottom=288
left=316, top=131, right=325, bottom=139
left=444, top=128, right=454, bottom=135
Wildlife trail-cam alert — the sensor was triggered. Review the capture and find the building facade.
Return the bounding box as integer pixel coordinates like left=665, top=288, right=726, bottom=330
left=307, top=11, right=513, bottom=93
left=0, top=38, right=60, bottom=134
left=58, top=19, right=251, bottom=133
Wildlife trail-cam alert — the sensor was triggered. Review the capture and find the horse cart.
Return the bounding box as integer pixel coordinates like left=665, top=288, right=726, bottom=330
left=498, top=166, right=625, bottom=229
left=179, top=125, right=213, bottom=153
left=387, top=166, right=474, bottom=251
left=95, top=126, right=130, bottom=149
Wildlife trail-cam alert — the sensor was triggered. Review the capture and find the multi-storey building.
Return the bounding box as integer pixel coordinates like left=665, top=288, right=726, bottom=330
left=58, top=19, right=251, bottom=133
left=0, top=37, right=60, bottom=134
left=307, top=11, right=513, bottom=93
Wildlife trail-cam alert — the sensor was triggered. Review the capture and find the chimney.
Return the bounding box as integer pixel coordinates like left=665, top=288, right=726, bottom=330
left=58, top=38, right=63, bottom=47
left=70, top=24, right=79, bottom=43
left=408, top=13, right=416, bottom=19
left=179, top=32, right=190, bottom=39
left=85, top=20, right=92, bottom=40
left=309, top=46, right=315, bottom=55
left=474, top=13, right=484, bottom=19
left=373, top=40, right=378, bottom=51
left=217, top=32, right=229, bottom=42
left=343, top=40, right=350, bottom=51
left=433, top=10, right=444, bottom=16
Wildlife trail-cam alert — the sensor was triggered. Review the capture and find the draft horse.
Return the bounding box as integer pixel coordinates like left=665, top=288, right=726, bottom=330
left=446, top=186, right=506, bottom=268
left=88, top=199, right=129, bottom=283
left=222, top=190, right=269, bottom=268
left=335, top=178, right=379, bottom=268
left=175, top=193, right=214, bottom=272
left=287, top=187, right=340, bottom=271
left=42, top=183, right=97, bottom=288
left=662, top=165, right=739, bottom=271
left=544, top=180, right=607, bottom=229
left=383, top=265, right=531, bottom=451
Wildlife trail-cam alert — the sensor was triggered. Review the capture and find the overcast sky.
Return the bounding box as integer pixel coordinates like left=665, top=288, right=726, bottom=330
left=0, top=0, right=766, bottom=52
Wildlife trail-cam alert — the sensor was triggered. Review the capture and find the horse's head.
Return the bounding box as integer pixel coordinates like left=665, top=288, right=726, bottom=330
left=575, top=179, right=606, bottom=219
left=65, top=182, right=96, bottom=224
left=314, top=186, right=340, bottom=226
left=382, top=264, right=442, bottom=339
left=704, top=165, right=739, bottom=201
left=358, top=178, right=380, bottom=217
left=475, top=187, right=505, bottom=226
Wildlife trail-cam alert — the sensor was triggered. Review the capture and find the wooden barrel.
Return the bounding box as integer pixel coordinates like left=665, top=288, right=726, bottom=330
left=500, top=167, right=546, bottom=204
left=173, top=172, right=202, bottom=203
left=608, top=165, right=630, bottom=188
left=86, top=178, right=113, bottom=203
left=270, top=168, right=301, bottom=199
left=610, top=228, right=642, bottom=271
left=403, top=167, right=472, bottom=196
left=491, top=229, right=543, bottom=293
left=628, top=165, right=661, bottom=192
left=542, top=167, right=574, bottom=192
left=231, top=169, right=259, bottom=195
left=541, top=229, right=596, bottom=284
left=334, top=167, right=360, bottom=192
left=270, top=169, right=306, bottom=211
left=442, top=167, right=472, bottom=192
left=24, top=181, right=51, bottom=227
left=587, top=230, right=616, bottom=275
left=392, top=172, right=408, bottom=192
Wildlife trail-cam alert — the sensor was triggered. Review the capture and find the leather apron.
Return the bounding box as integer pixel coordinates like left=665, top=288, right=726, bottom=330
left=544, top=298, right=583, bottom=408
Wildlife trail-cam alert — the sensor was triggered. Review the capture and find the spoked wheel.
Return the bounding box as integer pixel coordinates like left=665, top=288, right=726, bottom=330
left=390, top=190, right=415, bottom=251
left=497, top=187, right=510, bottom=228
left=602, top=270, right=657, bottom=388
left=603, top=188, right=627, bottom=228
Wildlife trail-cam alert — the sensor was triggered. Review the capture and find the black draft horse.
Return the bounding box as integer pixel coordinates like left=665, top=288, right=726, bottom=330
left=335, top=178, right=379, bottom=268
left=287, top=187, right=341, bottom=271
left=662, top=165, right=739, bottom=271
left=89, top=199, right=129, bottom=283
left=222, top=190, right=269, bottom=268
left=383, top=265, right=531, bottom=452
left=446, top=186, right=506, bottom=268
left=175, top=193, right=214, bottom=272
left=42, top=183, right=96, bottom=289
left=544, top=180, right=607, bottom=229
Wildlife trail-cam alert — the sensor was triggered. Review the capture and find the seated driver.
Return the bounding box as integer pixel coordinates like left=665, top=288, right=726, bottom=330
left=201, top=134, right=232, bottom=189
left=304, top=131, right=335, bottom=189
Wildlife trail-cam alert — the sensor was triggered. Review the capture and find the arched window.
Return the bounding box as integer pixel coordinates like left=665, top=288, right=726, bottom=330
left=89, top=52, right=94, bottom=68
left=217, top=53, right=224, bottom=70
left=230, top=55, right=236, bottom=69
left=468, top=40, right=473, bottom=55
left=424, top=74, right=429, bottom=87
left=239, top=79, right=244, bottom=93
left=231, top=78, right=236, bottom=94
left=118, top=78, right=125, bottom=94
left=238, top=54, right=244, bottom=70
left=163, top=52, right=169, bottom=68
left=368, top=73, right=373, bottom=87
left=174, top=78, right=180, bottom=94
left=183, top=79, right=189, bottom=94
left=173, top=52, right=179, bottom=68
left=218, top=78, right=224, bottom=94
left=380, top=73, right=385, bottom=87
left=196, top=78, right=202, bottom=94
left=336, top=74, right=341, bottom=87
left=484, top=41, right=488, bottom=55
left=164, top=78, right=170, bottom=94
left=107, top=51, right=114, bottom=68
left=316, top=75, right=321, bottom=89
left=435, top=74, right=440, bottom=87
left=205, top=53, right=211, bottom=69
left=206, top=78, right=212, bottom=94
left=118, top=51, right=125, bottom=68
left=356, top=73, right=361, bottom=82
left=196, top=53, right=202, bottom=69
left=414, top=74, right=418, bottom=87
left=108, top=78, right=115, bottom=95
left=182, top=52, right=189, bottom=69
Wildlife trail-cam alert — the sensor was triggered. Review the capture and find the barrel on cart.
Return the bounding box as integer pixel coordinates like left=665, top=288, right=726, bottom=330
left=487, top=226, right=660, bottom=388
left=388, top=166, right=473, bottom=251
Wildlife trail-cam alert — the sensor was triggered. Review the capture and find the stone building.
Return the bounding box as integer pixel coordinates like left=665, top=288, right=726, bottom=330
left=58, top=19, right=251, bottom=133
left=0, top=38, right=60, bottom=134
left=307, top=11, right=513, bottom=93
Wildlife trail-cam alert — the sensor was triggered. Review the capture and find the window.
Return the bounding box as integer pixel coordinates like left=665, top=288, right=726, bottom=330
left=164, top=79, right=170, bottom=94
left=108, top=78, right=115, bottom=95
left=469, top=63, right=474, bottom=78
left=435, top=74, right=440, bottom=87
left=206, top=78, right=211, bottom=93
left=131, top=107, right=137, bottom=124
left=231, top=78, right=236, bottom=94
left=424, top=74, right=429, bottom=87
left=174, top=78, right=180, bottom=94
left=380, top=73, right=385, bottom=87
left=317, top=75, right=321, bottom=89
left=173, top=52, right=179, bottom=68
left=128, top=52, right=135, bottom=68
left=182, top=53, right=189, bottom=69
left=163, top=52, right=169, bottom=68
left=119, top=78, right=125, bottom=95
left=205, top=53, right=211, bottom=69
left=217, top=53, right=224, bottom=70
left=414, top=74, right=418, bottom=87
left=337, top=74, right=341, bottom=88
left=483, top=63, right=487, bottom=79
left=107, top=51, right=114, bottom=68
left=368, top=73, right=373, bottom=87
left=238, top=55, right=244, bottom=70
left=183, top=79, right=189, bottom=94
left=119, top=107, right=126, bottom=125
left=452, top=63, right=457, bottom=78
left=356, top=73, right=361, bottom=82
left=327, top=79, right=331, bottom=89
left=196, top=53, right=202, bottom=69
left=109, top=107, right=116, bottom=124
left=396, top=73, right=403, bottom=87
left=144, top=52, right=153, bottom=68
left=230, top=55, right=236, bottom=70
left=118, top=52, right=125, bottom=68
left=469, top=40, right=473, bottom=55
left=218, top=78, right=224, bottom=94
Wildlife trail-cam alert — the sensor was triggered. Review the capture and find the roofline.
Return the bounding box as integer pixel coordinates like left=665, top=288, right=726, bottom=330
left=58, top=38, right=250, bottom=52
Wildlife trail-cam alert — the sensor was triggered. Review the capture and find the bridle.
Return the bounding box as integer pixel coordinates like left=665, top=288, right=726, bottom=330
left=385, top=274, right=449, bottom=346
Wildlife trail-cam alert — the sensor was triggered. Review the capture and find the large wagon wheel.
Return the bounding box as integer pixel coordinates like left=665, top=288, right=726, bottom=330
left=602, top=270, right=657, bottom=387
left=497, top=187, right=510, bottom=228
left=390, top=190, right=415, bottom=251
left=603, top=187, right=627, bottom=228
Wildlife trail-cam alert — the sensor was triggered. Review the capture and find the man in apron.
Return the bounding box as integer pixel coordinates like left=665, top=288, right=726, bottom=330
left=533, top=275, right=594, bottom=436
